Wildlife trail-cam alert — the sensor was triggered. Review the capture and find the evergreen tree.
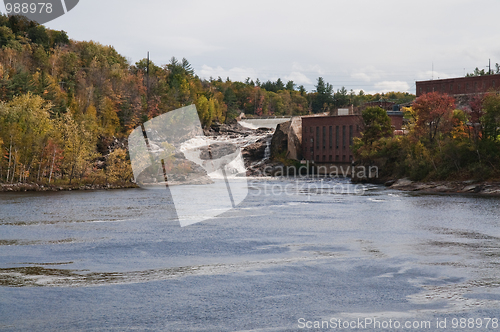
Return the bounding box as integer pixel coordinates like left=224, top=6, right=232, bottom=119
left=312, top=77, right=334, bottom=113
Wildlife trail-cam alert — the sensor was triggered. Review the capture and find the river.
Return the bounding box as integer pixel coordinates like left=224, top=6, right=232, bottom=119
left=1, top=177, right=500, bottom=331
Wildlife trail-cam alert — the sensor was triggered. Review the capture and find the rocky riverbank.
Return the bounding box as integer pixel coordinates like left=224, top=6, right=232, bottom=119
left=387, top=178, right=500, bottom=196
left=0, top=182, right=139, bottom=192
left=0, top=121, right=282, bottom=192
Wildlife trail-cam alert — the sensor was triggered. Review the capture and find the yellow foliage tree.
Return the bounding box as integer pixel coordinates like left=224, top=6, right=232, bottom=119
left=106, top=148, right=133, bottom=184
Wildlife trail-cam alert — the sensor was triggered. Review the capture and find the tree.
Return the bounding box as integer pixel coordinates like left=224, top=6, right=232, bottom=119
left=481, top=93, right=500, bottom=140
left=334, top=86, right=349, bottom=107
left=275, top=78, right=285, bottom=91
left=298, top=85, right=306, bottom=95
left=106, top=148, right=133, bottom=184
left=196, top=95, right=211, bottom=127
left=465, top=94, right=484, bottom=142
left=312, top=77, right=334, bottom=113
left=223, top=87, right=238, bottom=121
left=412, top=92, right=455, bottom=143
left=27, top=25, right=50, bottom=49
left=0, top=93, right=52, bottom=183
left=58, top=112, right=97, bottom=184
left=360, top=106, right=393, bottom=145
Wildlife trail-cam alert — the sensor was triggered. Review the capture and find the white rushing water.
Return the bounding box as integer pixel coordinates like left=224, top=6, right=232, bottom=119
left=180, top=135, right=263, bottom=179
left=238, top=118, right=290, bottom=130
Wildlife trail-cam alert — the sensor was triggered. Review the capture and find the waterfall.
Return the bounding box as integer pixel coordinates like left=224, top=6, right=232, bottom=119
left=263, top=139, right=271, bottom=160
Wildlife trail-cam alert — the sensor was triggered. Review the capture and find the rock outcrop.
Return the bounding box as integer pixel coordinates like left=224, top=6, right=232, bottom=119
left=204, top=121, right=262, bottom=137
left=242, top=136, right=270, bottom=162
left=388, top=178, right=500, bottom=195
left=270, top=118, right=302, bottom=160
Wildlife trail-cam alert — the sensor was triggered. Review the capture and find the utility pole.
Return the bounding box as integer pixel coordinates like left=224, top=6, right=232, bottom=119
left=146, top=52, right=150, bottom=114
left=488, top=59, right=491, bottom=75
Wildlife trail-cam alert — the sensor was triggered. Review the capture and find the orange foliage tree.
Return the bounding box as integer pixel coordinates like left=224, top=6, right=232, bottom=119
left=412, top=92, right=456, bottom=143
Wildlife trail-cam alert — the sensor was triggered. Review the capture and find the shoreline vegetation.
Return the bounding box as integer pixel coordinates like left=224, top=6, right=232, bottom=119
left=3, top=177, right=500, bottom=197
left=0, top=182, right=138, bottom=192
left=0, top=15, right=498, bottom=195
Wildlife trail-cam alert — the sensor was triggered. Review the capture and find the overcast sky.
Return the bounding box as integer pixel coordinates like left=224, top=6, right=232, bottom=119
left=36, top=0, right=500, bottom=94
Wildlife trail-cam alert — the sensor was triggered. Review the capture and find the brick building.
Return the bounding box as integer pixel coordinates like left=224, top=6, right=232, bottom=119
left=416, top=74, right=500, bottom=97
left=301, top=112, right=403, bottom=163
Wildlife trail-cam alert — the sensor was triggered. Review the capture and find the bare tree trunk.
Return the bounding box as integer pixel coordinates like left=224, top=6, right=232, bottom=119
left=37, top=146, right=45, bottom=182
left=48, top=147, right=56, bottom=184
left=6, top=138, right=12, bottom=182
left=69, top=163, right=75, bottom=185
left=18, top=164, right=23, bottom=183
left=11, top=150, right=17, bottom=183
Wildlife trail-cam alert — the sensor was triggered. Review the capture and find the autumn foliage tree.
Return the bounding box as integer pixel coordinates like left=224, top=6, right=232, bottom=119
left=481, top=93, right=500, bottom=141
left=360, top=107, right=393, bottom=145
left=412, top=92, right=455, bottom=143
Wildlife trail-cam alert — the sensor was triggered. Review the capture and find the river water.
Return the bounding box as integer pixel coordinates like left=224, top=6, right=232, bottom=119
left=1, top=177, right=500, bottom=331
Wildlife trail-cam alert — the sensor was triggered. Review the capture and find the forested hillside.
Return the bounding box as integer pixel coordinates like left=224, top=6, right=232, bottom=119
left=0, top=14, right=414, bottom=188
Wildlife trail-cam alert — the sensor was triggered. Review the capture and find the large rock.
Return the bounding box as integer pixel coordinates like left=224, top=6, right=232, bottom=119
left=199, top=143, right=237, bottom=160
left=204, top=121, right=255, bottom=136
left=390, top=178, right=413, bottom=188
left=242, top=136, right=271, bottom=163
left=270, top=118, right=302, bottom=160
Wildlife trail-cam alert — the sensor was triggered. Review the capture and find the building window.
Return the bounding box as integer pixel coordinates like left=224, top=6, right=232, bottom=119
left=322, top=155, right=326, bottom=161
left=336, top=126, right=339, bottom=149
left=342, top=155, right=346, bottom=161
left=316, top=155, right=319, bottom=161
left=322, top=126, right=326, bottom=149
left=450, top=84, right=453, bottom=92
left=336, top=155, right=339, bottom=161
left=316, top=127, right=320, bottom=149
left=329, top=126, right=333, bottom=149
left=342, top=125, right=346, bottom=149
left=349, top=155, right=353, bottom=161
left=349, top=125, right=353, bottom=146
left=356, top=124, right=359, bottom=132
left=494, top=80, right=496, bottom=87
left=329, top=155, right=332, bottom=161
left=310, top=138, right=314, bottom=152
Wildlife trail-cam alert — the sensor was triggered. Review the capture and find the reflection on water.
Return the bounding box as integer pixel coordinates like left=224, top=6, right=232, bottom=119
left=1, top=177, right=500, bottom=330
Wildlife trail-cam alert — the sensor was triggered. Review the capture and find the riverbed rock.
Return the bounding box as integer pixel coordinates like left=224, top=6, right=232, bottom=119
left=242, top=136, right=271, bottom=163
left=199, top=142, right=238, bottom=160
left=383, top=179, right=397, bottom=186
left=205, top=121, right=256, bottom=137
left=390, top=178, right=413, bottom=189
left=386, top=180, right=500, bottom=196
left=461, top=184, right=481, bottom=193
left=270, top=118, right=302, bottom=161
